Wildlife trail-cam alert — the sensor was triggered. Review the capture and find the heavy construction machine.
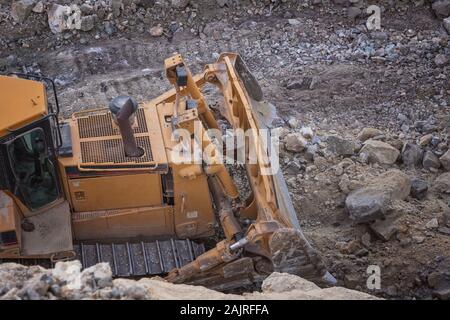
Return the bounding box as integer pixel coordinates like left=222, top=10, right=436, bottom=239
left=0, top=53, right=335, bottom=290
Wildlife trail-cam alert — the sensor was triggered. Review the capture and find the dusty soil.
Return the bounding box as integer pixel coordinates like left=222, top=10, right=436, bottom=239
left=1, top=0, right=449, bottom=299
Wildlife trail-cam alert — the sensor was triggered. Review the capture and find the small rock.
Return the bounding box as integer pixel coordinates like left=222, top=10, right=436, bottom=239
left=398, top=113, right=408, bottom=123
left=401, top=142, right=423, bottom=168
left=80, top=15, right=96, bottom=32
left=444, top=17, right=450, bottom=34
left=385, top=285, right=398, bottom=296
left=326, top=135, right=355, bottom=156
left=401, top=124, right=409, bottom=133
left=370, top=215, right=402, bottom=241
left=345, top=170, right=410, bottom=223
left=104, top=21, right=116, bottom=36
left=285, top=133, right=308, bottom=152
left=413, top=235, right=425, bottom=244
left=80, top=3, right=93, bottom=15
left=32, top=1, right=44, bottom=13
left=216, top=0, right=229, bottom=7
left=343, top=273, right=360, bottom=289
left=112, top=0, right=122, bottom=17
left=338, top=174, right=363, bottom=194
left=52, top=261, right=83, bottom=290
left=149, top=25, right=164, bottom=37
left=434, top=288, right=450, bottom=300
left=410, top=178, right=428, bottom=200
left=334, top=164, right=344, bottom=176
left=10, top=0, right=36, bottom=23
left=425, top=218, right=439, bottom=230
left=419, top=134, right=433, bottom=147
left=336, top=239, right=360, bottom=254
left=432, top=137, right=441, bottom=146
left=428, top=270, right=445, bottom=288
left=288, top=118, right=299, bottom=128
left=314, top=156, right=328, bottom=170
left=439, top=150, right=450, bottom=170
left=355, top=248, right=369, bottom=257
left=438, top=226, right=450, bottom=235
left=288, top=19, right=301, bottom=25
left=434, top=54, right=449, bottom=67
left=423, top=151, right=441, bottom=170
left=357, top=127, right=383, bottom=142
left=300, top=127, right=314, bottom=140
left=361, top=232, right=371, bottom=247
left=305, top=144, right=318, bottom=161
left=286, top=79, right=309, bottom=90
left=81, top=263, right=113, bottom=289
left=137, top=0, right=156, bottom=8
left=347, top=6, right=361, bottom=19
left=171, top=0, right=190, bottom=9
left=47, top=4, right=70, bottom=34
left=285, top=161, right=302, bottom=175
left=359, top=140, right=400, bottom=165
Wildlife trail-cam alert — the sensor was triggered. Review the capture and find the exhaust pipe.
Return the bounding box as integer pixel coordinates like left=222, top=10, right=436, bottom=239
left=109, top=95, right=144, bottom=158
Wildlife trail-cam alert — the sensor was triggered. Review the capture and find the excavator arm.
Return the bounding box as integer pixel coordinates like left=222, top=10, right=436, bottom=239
left=163, top=53, right=336, bottom=290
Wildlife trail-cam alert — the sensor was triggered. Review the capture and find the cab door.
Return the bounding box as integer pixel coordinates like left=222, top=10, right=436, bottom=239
left=0, top=118, right=73, bottom=256
left=6, top=127, right=60, bottom=212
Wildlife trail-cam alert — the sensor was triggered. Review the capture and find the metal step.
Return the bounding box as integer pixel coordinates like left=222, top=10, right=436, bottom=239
left=73, top=239, right=205, bottom=277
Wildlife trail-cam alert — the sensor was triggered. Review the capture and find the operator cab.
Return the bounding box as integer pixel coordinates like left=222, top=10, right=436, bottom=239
left=0, top=74, right=63, bottom=214
left=0, top=74, right=72, bottom=258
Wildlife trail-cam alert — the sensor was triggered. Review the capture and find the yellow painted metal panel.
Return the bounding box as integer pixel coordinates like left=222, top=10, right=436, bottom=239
left=0, top=76, right=47, bottom=136
left=68, top=173, right=163, bottom=212
left=72, top=206, right=174, bottom=240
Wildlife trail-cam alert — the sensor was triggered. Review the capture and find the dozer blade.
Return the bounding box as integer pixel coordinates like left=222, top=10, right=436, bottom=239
left=234, top=55, right=264, bottom=102
left=232, top=54, right=336, bottom=285
left=163, top=52, right=335, bottom=289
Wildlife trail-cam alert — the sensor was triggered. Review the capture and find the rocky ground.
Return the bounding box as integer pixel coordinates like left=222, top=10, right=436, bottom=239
left=0, top=0, right=449, bottom=300
left=0, top=261, right=379, bottom=300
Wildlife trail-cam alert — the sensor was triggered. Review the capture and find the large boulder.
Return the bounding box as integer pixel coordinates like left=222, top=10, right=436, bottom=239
left=410, top=178, right=428, bottom=200
left=432, top=172, right=450, bottom=195
left=47, top=4, right=70, bottom=34
left=345, top=170, right=411, bottom=223
left=369, top=213, right=404, bottom=241
left=423, top=151, right=441, bottom=170
left=401, top=142, right=423, bottom=168
left=359, top=140, right=400, bottom=165
left=346, top=188, right=390, bottom=223
left=10, top=0, right=36, bottom=23
left=432, top=0, right=450, bottom=18
left=326, top=135, right=355, bottom=156
left=261, top=272, right=320, bottom=293
left=285, top=133, right=308, bottom=152
left=439, top=149, right=450, bottom=171
left=356, top=127, right=383, bottom=142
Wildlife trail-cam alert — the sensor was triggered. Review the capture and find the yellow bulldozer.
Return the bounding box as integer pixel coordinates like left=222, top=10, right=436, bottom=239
left=0, top=53, right=335, bottom=290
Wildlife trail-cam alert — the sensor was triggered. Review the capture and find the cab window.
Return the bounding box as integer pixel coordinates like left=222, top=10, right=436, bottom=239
left=7, top=128, right=59, bottom=210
